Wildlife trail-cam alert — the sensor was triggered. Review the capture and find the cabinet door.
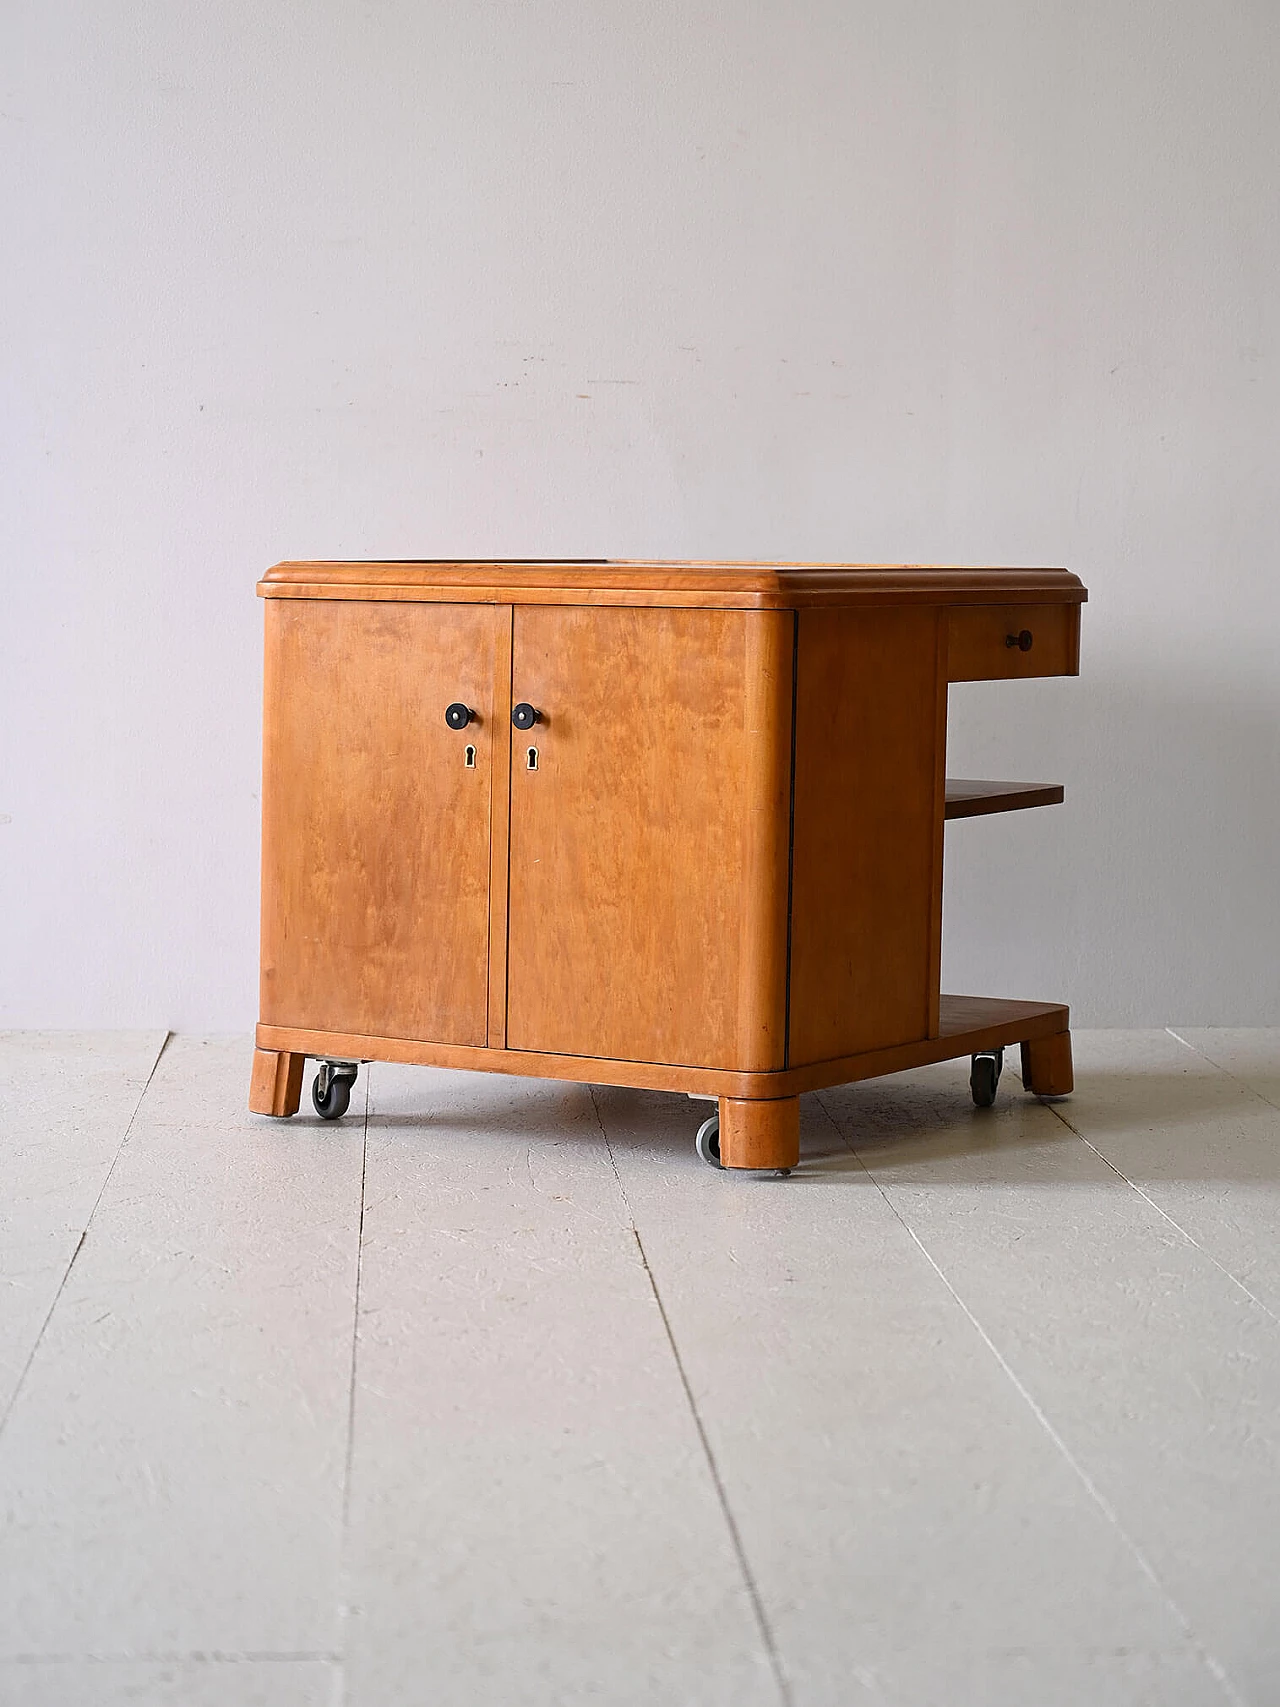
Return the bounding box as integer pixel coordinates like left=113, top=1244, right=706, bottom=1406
left=505, top=606, right=792, bottom=1071
left=260, top=599, right=498, bottom=1045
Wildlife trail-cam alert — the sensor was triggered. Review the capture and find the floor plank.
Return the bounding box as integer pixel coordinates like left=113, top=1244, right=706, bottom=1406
left=821, top=1040, right=1280, bottom=1705
left=0, top=1031, right=168, bottom=1419
left=0, top=1657, right=335, bottom=1707
left=340, top=1063, right=777, bottom=1707
left=1047, top=1029, right=1280, bottom=1318
left=0, top=1038, right=364, bottom=1659
left=1173, top=1027, right=1280, bottom=1111
left=597, top=1084, right=1227, bottom=1707
left=3, top=1032, right=1278, bottom=1706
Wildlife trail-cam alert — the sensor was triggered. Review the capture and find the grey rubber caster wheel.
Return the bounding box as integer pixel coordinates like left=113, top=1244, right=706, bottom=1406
left=313, top=1061, right=358, bottom=1120
left=695, top=1112, right=723, bottom=1169
left=969, top=1048, right=1003, bottom=1109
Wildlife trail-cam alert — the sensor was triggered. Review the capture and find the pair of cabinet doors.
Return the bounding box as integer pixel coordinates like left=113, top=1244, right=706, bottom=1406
left=259, top=599, right=793, bottom=1072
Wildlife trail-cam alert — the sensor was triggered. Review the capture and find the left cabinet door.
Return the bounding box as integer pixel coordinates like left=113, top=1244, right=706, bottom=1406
left=260, top=598, right=500, bottom=1046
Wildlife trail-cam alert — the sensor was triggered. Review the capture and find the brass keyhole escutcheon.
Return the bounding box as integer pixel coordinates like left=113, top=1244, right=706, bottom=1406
left=526, top=746, right=539, bottom=771
left=464, top=745, right=476, bottom=769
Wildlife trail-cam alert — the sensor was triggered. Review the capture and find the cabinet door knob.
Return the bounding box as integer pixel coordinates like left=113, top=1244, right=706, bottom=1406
left=512, top=702, right=542, bottom=730
left=1005, top=629, right=1033, bottom=652
left=445, top=703, right=475, bottom=729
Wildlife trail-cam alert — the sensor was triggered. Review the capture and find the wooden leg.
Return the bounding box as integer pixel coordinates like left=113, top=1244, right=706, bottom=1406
left=249, top=1048, right=306, bottom=1116
left=1020, top=1031, right=1073, bottom=1097
left=718, top=1096, right=801, bottom=1171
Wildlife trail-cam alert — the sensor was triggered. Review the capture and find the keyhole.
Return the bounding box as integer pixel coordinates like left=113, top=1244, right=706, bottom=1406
left=464, top=745, right=476, bottom=769
left=526, top=746, right=539, bottom=771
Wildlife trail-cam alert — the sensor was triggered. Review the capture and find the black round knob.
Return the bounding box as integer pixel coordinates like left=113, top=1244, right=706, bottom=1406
left=445, top=703, right=474, bottom=730
left=1005, top=629, right=1033, bottom=652
left=511, top=702, right=541, bottom=730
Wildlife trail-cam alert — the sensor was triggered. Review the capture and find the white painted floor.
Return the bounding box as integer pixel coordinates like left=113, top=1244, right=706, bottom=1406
left=2, top=1030, right=1278, bottom=1706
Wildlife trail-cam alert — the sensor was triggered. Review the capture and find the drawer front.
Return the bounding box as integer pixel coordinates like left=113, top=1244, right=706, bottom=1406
left=948, top=603, right=1079, bottom=681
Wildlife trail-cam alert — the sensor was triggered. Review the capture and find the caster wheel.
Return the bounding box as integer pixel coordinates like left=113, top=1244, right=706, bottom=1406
left=313, top=1061, right=358, bottom=1120
left=969, top=1049, right=1003, bottom=1109
left=695, top=1112, right=723, bottom=1169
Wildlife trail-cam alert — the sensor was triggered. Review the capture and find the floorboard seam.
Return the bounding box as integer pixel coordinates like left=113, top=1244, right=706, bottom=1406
left=1166, top=1027, right=1280, bottom=1115
left=589, top=1090, right=793, bottom=1707
left=1042, top=1101, right=1280, bottom=1327
left=631, top=1227, right=794, bottom=1707
left=335, top=1069, right=371, bottom=1707
left=813, top=1091, right=1246, bottom=1707
left=0, top=1030, right=172, bottom=1442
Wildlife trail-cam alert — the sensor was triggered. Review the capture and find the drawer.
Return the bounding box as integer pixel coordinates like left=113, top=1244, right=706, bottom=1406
left=947, top=603, right=1080, bottom=682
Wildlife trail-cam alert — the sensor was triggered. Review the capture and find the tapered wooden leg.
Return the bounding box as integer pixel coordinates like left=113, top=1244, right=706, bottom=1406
left=249, top=1047, right=306, bottom=1116
left=1020, top=1031, right=1073, bottom=1097
left=718, top=1096, right=801, bottom=1171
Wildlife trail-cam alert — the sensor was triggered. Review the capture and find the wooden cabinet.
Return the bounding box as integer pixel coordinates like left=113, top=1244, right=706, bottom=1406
left=250, top=560, right=1087, bottom=1172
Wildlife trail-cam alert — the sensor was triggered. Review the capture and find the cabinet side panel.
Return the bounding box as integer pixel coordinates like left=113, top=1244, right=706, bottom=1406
left=259, top=599, right=496, bottom=1045
left=506, top=607, right=790, bottom=1072
left=788, top=607, right=944, bottom=1065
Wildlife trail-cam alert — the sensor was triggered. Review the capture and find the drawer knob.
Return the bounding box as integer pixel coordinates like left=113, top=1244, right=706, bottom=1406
left=512, top=702, right=542, bottom=730
left=1005, top=629, right=1034, bottom=652
left=445, top=702, right=475, bottom=730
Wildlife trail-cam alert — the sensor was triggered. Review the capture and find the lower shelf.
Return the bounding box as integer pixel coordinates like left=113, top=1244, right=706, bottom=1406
left=945, top=778, right=1064, bottom=818
left=256, top=994, right=1068, bottom=1102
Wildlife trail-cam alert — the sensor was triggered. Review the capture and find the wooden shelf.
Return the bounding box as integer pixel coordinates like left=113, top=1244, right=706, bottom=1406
left=945, top=778, right=1064, bottom=820
left=936, top=993, right=1065, bottom=1042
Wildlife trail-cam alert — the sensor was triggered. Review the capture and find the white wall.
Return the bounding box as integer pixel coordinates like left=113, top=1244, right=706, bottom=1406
left=3, top=0, right=1277, bottom=1030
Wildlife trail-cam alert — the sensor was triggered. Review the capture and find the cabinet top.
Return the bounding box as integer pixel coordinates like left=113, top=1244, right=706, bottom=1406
left=259, top=560, right=1087, bottom=609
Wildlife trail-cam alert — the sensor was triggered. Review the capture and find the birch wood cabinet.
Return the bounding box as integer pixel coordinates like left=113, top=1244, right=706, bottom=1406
left=250, top=561, right=1086, bottom=1172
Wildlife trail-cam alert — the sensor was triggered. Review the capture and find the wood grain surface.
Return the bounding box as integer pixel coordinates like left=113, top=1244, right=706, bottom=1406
left=718, top=1097, right=801, bottom=1170
left=260, top=599, right=497, bottom=1045
left=1021, top=1030, right=1075, bottom=1096
left=257, top=997, right=1069, bottom=1102
left=486, top=608, right=515, bottom=1047
left=259, top=560, right=1089, bottom=613
left=945, top=779, right=1066, bottom=818
left=252, top=562, right=1084, bottom=1123
left=788, top=607, right=946, bottom=1066
left=947, top=603, right=1080, bottom=680
left=248, top=1048, right=304, bottom=1116
left=504, top=605, right=793, bottom=1071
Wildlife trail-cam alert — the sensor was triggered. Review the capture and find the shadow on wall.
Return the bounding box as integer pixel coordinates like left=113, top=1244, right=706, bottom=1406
left=941, top=662, right=1280, bottom=1028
